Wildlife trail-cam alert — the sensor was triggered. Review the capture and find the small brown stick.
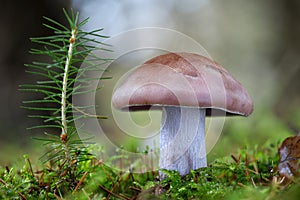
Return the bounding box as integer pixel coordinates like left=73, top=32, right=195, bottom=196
left=99, top=184, right=128, bottom=200
left=19, top=193, right=27, bottom=200
left=5, top=166, right=10, bottom=173
left=53, top=193, right=62, bottom=200
left=0, top=178, right=7, bottom=185
left=231, top=155, right=240, bottom=164
left=118, top=193, right=131, bottom=200
left=129, top=186, right=142, bottom=192
left=26, top=157, right=35, bottom=177
left=74, top=172, right=89, bottom=191
left=237, top=182, right=246, bottom=187
left=247, top=168, right=259, bottom=175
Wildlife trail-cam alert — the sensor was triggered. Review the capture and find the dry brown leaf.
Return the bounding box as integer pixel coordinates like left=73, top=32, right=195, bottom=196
left=278, top=134, right=300, bottom=178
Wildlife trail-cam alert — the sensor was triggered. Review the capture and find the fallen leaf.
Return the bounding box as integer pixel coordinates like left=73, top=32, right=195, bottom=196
left=278, top=135, right=300, bottom=178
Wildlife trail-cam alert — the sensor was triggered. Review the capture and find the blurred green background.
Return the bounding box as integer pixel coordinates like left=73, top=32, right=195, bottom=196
left=1, top=0, right=300, bottom=165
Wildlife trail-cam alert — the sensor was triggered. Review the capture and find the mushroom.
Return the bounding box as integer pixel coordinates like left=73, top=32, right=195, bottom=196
left=112, top=52, right=253, bottom=176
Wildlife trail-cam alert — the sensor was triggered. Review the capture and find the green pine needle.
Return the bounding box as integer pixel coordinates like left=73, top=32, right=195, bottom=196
left=22, top=9, right=111, bottom=135
left=20, top=9, right=112, bottom=194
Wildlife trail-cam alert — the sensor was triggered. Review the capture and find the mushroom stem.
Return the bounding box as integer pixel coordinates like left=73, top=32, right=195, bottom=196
left=159, top=106, right=207, bottom=177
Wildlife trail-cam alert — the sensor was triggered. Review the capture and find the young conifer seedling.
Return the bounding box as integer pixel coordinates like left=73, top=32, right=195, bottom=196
left=20, top=9, right=111, bottom=193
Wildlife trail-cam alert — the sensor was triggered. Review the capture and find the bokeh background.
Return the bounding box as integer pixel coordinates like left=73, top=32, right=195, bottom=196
left=1, top=0, right=300, bottom=165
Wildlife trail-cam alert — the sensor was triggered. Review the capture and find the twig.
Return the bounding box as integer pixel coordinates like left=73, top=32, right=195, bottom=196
left=74, top=171, right=89, bottom=191
left=118, top=193, right=131, bottom=200
left=26, top=157, right=35, bottom=177
left=251, top=177, right=257, bottom=187
left=19, top=193, right=27, bottom=200
left=54, top=193, right=63, bottom=200
left=237, top=182, right=246, bottom=187
left=99, top=184, right=128, bottom=200
left=5, top=166, right=10, bottom=173
left=231, top=155, right=240, bottom=164
left=0, top=178, right=7, bottom=185
left=129, top=186, right=142, bottom=192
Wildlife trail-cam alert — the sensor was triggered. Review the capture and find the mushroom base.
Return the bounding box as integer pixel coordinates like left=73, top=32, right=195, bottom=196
left=159, top=106, right=207, bottom=177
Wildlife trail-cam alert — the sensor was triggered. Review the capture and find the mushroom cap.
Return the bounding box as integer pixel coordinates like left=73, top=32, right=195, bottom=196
left=112, top=52, right=253, bottom=116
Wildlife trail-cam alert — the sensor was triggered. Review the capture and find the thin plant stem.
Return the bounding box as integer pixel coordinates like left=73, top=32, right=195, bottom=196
left=61, top=28, right=76, bottom=137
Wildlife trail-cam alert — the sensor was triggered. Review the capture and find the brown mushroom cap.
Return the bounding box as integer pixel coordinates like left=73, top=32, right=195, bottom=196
left=112, top=52, right=253, bottom=116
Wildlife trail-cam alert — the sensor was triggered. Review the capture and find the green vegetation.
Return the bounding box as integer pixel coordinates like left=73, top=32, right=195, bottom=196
left=0, top=9, right=299, bottom=200
left=1, top=141, right=299, bottom=199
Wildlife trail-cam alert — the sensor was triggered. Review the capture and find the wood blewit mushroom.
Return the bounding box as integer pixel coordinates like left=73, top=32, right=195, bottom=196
left=112, top=52, right=253, bottom=177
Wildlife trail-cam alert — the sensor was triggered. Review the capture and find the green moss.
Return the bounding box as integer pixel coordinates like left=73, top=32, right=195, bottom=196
left=0, top=141, right=299, bottom=199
